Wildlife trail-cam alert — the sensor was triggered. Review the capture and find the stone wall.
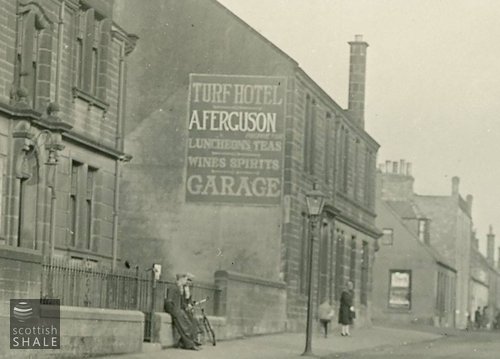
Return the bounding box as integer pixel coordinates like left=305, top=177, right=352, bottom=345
left=215, top=270, right=287, bottom=337
left=4, top=307, right=143, bottom=359
left=0, top=247, right=42, bottom=357
left=55, top=306, right=144, bottom=357
left=0, top=245, right=144, bottom=358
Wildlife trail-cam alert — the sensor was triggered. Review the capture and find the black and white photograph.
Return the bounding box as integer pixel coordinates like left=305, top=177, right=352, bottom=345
left=0, top=0, right=499, bottom=358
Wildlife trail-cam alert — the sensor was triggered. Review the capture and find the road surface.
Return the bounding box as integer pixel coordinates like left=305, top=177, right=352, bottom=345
left=332, top=331, right=500, bottom=359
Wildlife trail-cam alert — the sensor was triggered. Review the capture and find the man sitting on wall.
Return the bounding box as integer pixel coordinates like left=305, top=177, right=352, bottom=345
left=164, top=273, right=201, bottom=350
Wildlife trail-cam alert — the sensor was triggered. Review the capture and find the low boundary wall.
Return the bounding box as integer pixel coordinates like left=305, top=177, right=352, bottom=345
left=2, top=306, right=144, bottom=358
left=215, top=270, right=287, bottom=337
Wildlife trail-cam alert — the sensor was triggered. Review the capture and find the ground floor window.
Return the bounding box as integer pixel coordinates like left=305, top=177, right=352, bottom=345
left=360, top=241, right=369, bottom=305
left=388, top=270, right=411, bottom=309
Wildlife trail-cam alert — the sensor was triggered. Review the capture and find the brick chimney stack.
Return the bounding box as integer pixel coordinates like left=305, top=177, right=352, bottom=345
left=348, top=34, right=369, bottom=128
left=378, top=159, right=414, bottom=201
left=466, top=194, right=473, bottom=216
left=497, top=247, right=500, bottom=270
left=472, top=230, right=479, bottom=250
left=487, top=225, right=495, bottom=266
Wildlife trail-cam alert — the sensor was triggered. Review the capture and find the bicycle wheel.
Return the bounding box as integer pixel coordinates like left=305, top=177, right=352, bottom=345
left=203, top=317, right=216, bottom=346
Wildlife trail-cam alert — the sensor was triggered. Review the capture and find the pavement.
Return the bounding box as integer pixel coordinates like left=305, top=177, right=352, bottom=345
left=98, top=325, right=443, bottom=359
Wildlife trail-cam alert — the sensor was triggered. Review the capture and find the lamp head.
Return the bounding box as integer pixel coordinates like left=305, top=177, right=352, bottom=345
left=305, top=182, right=325, bottom=216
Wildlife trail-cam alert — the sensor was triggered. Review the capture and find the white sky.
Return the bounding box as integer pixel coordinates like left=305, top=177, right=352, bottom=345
left=218, top=0, right=500, bottom=254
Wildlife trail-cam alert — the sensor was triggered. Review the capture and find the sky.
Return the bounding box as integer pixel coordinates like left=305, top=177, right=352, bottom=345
left=218, top=0, right=500, bottom=254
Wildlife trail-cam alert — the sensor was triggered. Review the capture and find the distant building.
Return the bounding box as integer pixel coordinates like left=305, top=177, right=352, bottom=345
left=374, top=166, right=456, bottom=327
left=378, top=161, right=473, bottom=329
left=114, top=0, right=380, bottom=334
left=0, top=0, right=136, bottom=268
left=469, top=227, right=500, bottom=328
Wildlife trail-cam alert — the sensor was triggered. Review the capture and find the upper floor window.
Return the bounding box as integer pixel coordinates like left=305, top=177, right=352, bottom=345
left=15, top=3, right=53, bottom=111
left=342, top=129, right=350, bottom=192
left=353, top=138, right=360, bottom=200
left=74, top=6, right=111, bottom=105
left=364, top=149, right=374, bottom=208
left=382, top=228, right=394, bottom=246
left=324, top=113, right=332, bottom=183
left=303, top=95, right=316, bottom=174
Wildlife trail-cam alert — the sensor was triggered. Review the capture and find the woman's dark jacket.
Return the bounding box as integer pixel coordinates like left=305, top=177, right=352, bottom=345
left=338, top=290, right=354, bottom=325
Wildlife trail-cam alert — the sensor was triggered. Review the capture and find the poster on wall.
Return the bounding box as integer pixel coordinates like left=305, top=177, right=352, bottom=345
left=389, top=270, right=411, bottom=309
left=185, top=74, right=286, bottom=205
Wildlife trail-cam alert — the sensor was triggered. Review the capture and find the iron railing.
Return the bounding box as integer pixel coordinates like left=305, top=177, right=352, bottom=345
left=41, top=258, right=221, bottom=315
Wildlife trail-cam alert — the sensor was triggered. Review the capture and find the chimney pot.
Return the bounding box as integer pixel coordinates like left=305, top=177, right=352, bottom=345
left=385, top=160, right=391, bottom=173
left=497, top=247, right=500, bottom=270
left=487, top=226, right=495, bottom=265
left=451, top=176, right=460, bottom=195
left=466, top=194, right=473, bottom=213
left=406, top=163, right=412, bottom=176
left=400, top=160, right=406, bottom=174
left=392, top=161, right=398, bottom=174
left=355, top=34, right=363, bottom=42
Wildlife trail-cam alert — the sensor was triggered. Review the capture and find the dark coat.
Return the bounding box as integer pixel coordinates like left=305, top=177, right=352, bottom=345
left=164, top=285, right=197, bottom=349
left=338, top=290, right=354, bottom=325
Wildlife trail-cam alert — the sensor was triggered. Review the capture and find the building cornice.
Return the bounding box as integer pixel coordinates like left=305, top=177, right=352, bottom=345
left=0, top=100, right=129, bottom=160
left=111, top=24, right=139, bottom=55
left=324, top=202, right=382, bottom=239
left=336, top=191, right=377, bottom=217
left=63, top=131, right=128, bottom=160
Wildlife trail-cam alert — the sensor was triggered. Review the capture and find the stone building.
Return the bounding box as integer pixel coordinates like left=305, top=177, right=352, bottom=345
left=114, top=0, right=380, bottom=334
left=373, top=168, right=457, bottom=327
left=0, top=0, right=136, bottom=267
left=378, top=160, right=473, bottom=329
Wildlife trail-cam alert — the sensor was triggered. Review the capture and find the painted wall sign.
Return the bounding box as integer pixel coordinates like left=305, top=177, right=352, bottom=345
left=185, top=74, right=286, bottom=205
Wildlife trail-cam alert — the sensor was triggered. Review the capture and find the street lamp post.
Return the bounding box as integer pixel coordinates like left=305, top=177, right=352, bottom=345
left=302, top=183, right=326, bottom=356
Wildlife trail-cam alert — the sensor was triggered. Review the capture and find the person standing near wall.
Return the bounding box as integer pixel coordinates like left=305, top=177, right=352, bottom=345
left=481, top=306, right=489, bottom=329
left=338, top=281, right=355, bottom=336
left=474, top=307, right=482, bottom=330
left=182, top=273, right=203, bottom=341
left=318, top=299, right=334, bottom=338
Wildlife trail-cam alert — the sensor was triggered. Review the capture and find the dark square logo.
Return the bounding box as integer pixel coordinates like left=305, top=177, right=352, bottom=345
left=10, top=299, right=60, bottom=349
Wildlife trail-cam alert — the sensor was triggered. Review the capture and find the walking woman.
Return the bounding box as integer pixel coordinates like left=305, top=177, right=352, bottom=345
left=338, top=281, right=355, bottom=336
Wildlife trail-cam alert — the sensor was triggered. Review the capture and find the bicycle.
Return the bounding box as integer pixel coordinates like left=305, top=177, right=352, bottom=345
left=192, top=296, right=216, bottom=346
